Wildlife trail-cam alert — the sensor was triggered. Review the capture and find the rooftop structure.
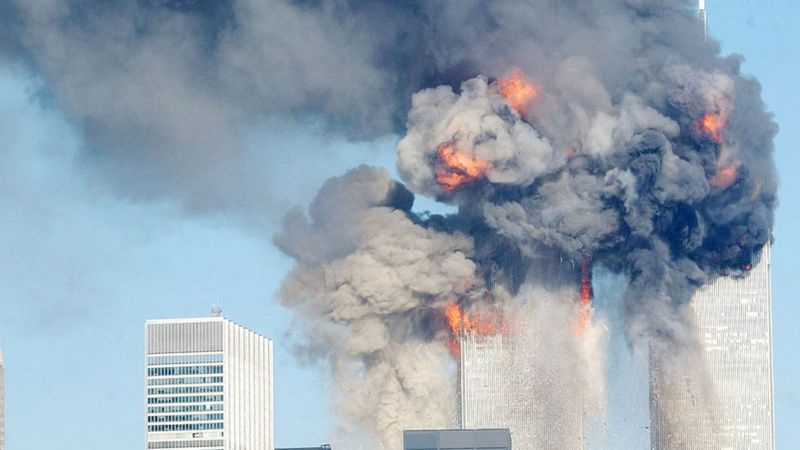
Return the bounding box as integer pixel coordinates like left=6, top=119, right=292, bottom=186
left=404, top=429, right=512, bottom=450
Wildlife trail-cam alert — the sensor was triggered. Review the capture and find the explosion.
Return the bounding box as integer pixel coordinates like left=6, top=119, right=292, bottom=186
left=497, top=68, right=538, bottom=115
left=710, top=163, right=739, bottom=188
left=442, top=301, right=512, bottom=357
left=700, top=113, right=725, bottom=142
left=435, top=143, right=490, bottom=192
left=577, top=254, right=594, bottom=330
left=698, top=113, right=740, bottom=188
left=274, top=3, right=777, bottom=448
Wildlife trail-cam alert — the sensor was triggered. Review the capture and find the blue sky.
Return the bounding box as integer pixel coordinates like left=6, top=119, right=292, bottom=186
left=1, top=1, right=798, bottom=448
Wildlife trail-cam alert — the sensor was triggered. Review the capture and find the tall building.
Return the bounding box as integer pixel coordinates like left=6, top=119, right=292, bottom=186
left=404, top=429, right=512, bottom=450
left=698, top=0, right=708, bottom=42
left=460, top=333, right=509, bottom=432
left=145, top=316, right=274, bottom=450
left=459, top=332, right=585, bottom=450
left=0, top=345, right=4, bottom=450
left=650, top=247, right=775, bottom=449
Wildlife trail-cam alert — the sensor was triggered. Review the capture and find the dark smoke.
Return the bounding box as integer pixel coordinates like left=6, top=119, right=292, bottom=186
left=1, top=0, right=777, bottom=447
left=0, top=0, right=741, bottom=214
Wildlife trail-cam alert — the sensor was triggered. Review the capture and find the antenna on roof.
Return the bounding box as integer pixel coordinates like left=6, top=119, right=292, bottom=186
left=211, top=305, right=223, bottom=317
left=698, top=0, right=708, bottom=43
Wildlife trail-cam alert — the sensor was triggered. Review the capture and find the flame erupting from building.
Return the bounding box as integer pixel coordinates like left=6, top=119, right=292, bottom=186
left=435, top=143, right=490, bottom=192
left=443, top=301, right=512, bottom=357
left=577, top=254, right=594, bottom=331
left=700, top=113, right=725, bottom=143
left=497, top=68, right=538, bottom=115
left=710, top=163, right=739, bottom=188
left=699, top=112, right=740, bottom=188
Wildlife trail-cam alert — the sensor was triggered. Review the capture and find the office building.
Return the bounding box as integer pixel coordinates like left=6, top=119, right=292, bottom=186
left=404, top=429, right=511, bottom=450
left=460, top=333, right=509, bottom=432
left=460, top=332, right=585, bottom=449
left=145, top=316, right=274, bottom=450
left=650, top=247, right=775, bottom=449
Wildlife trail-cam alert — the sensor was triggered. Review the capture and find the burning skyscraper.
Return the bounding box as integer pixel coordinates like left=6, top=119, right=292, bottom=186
left=650, top=246, right=775, bottom=449
left=648, top=4, right=776, bottom=447
left=452, top=253, right=599, bottom=450
left=446, top=265, right=600, bottom=449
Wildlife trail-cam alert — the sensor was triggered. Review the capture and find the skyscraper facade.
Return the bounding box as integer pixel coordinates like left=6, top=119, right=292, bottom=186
left=145, top=316, right=274, bottom=450
left=459, top=332, right=585, bottom=450
left=650, top=247, right=775, bottom=449
left=460, top=333, right=510, bottom=432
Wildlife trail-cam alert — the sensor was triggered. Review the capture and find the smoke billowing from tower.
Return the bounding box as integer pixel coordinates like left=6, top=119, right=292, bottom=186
left=272, top=2, right=775, bottom=446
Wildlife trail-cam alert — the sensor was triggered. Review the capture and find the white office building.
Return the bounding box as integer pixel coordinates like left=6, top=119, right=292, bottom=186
left=145, top=316, right=274, bottom=450
left=650, top=247, right=775, bottom=449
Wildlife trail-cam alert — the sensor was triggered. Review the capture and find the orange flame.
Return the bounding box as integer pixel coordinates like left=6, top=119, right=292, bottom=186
left=710, top=163, right=738, bottom=188
left=576, top=254, right=593, bottom=332
left=442, top=301, right=512, bottom=357
left=498, top=68, right=537, bottom=115
left=444, top=302, right=463, bottom=336
left=700, top=113, right=725, bottom=143
left=435, top=143, right=490, bottom=192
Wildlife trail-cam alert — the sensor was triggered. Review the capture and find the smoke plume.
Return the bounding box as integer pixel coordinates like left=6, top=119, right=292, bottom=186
left=1, top=0, right=777, bottom=447
left=273, top=1, right=775, bottom=447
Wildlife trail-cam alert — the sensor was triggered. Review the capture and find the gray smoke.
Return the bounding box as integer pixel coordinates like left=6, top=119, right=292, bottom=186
left=275, top=166, right=483, bottom=447
left=0, top=0, right=737, bottom=215
left=1, top=0, right=777, bottom=447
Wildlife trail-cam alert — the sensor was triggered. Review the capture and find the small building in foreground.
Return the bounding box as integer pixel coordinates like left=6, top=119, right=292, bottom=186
left=404, top=429, right=512, bottom=450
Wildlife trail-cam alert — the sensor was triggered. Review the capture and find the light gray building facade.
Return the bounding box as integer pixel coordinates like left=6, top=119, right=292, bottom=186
left=460, top=332, right=585, bottom=449
left=404, top=429, right=511, bottom=450
left=650, top=247, right=775, bottom=449
left=145, top=316, right=274, bottom=450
